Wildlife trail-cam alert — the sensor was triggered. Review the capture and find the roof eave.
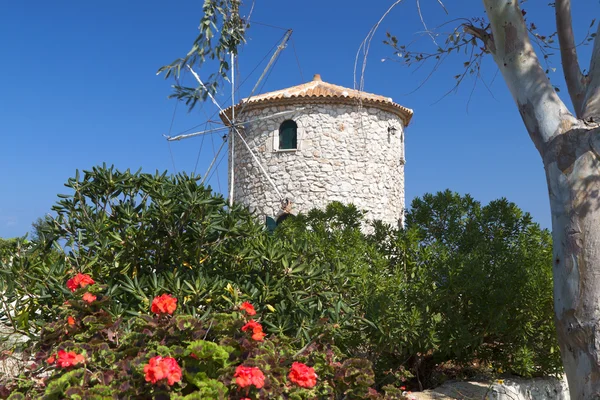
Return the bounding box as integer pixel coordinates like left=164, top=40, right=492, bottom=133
left=220, top=97, right=414, bottom=127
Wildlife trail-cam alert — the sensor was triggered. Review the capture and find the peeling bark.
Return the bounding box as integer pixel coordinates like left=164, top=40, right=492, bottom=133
left=544, top=127, right=600, bottom=398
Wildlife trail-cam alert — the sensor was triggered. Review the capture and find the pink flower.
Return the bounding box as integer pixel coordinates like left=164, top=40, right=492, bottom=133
left=288, top=362, right=317, bottom=388
left=66, top=273, right=95, bottom=292
left=144, top=356, right=182, bottom=386
left=234, top=365, right=265, bottom=389
left=151, top=294, right=177, bottom=315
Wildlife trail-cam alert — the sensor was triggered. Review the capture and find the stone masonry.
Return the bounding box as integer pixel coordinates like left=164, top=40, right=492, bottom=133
left=227, top=100, right=407, bottom=226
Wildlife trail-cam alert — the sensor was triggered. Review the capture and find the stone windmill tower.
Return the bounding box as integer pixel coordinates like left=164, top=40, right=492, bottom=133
left=220, top=74, right=413, bottom=226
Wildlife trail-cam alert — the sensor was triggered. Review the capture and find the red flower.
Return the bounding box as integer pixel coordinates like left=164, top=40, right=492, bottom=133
left=66, top=273, right=95, bottom=292
left=241, top=320, right=266, bottom=341
left=150, top=294, right=177, bottom=315
left=288, top=362, right=317, bottom=388
left=239, top=301, right=256, bottom=316
left=46, top=354, right=56, bottom=364
left=251, top=329, right=266, bottom=341
left=400, top=386, right=406, bottom=390
left=67, top=316, right=75, bottom=326
left=234, top=365, right=265, bottom=389
left=144, top=356, right=182, bottom=386
left=56, top=350, right=85, bottom=368
left=82, top=292, right=97, bottom=303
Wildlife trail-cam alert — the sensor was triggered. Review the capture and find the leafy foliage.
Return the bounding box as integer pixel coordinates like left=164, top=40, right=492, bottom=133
left=404, top=190, right=560, bottom=377
left=0, top=166, right=560, bottom=393
left=157, top=0, right=247, bottom=110
left=3, top=283, right=407, bottom=399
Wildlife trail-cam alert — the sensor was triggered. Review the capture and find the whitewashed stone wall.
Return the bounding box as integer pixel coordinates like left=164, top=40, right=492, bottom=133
left=228, top=102, right=406, bottom=226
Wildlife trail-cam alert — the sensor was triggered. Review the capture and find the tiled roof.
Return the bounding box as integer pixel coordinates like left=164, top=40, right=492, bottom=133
left=220, top=74, right=413, bottom=126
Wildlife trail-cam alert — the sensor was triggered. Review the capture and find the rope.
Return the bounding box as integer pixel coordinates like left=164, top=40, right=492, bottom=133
left=247, top=20, right=289, bottom=31
left=187, top=65, right=284, bottom=200
left=206, top=145, right=228, bottom=184
left=193, top=119, right=210, bottom=174
left=201, top=137, right=227, bottom=187
left=167, top=101, right=179, bottom=174
left=291, top=37, right=304, bottom=82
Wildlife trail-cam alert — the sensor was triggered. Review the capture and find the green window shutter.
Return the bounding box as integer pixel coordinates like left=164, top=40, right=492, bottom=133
left=279, top=120, right=297, bottom=150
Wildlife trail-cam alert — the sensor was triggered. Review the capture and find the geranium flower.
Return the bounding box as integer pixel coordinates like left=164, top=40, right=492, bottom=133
left=67, top=316, right=75, bottom=326
left=239, top=301, right=256, bottom=316
left=144, top=356, right=182, bottom=386
left=241, top=320, right=266, bottom=341
left=82, top=292, right=97, bottom=303
left=151, top=294, right=177, bottom=315
left=66, top=273, right=95, bottom=292
left=56, top=350, right=85, bottom=368
left=288, top=362, right=317, bottom=388
left=234, top=365, right=265, bottom=389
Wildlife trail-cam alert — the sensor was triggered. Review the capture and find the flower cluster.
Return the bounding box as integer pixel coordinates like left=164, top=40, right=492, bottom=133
left=47, top=350, right=85, bottom=368
left=151, top=294, right=177, bottom=315
left=234, top=365, right=265, bottom=389
left=241, top=320, right=267, bottom=342
left=82, top=292, right=97, bottom=303
left=239, top=301, right=256, bottom=316
left=66, top=273, right=95, bottom=292
left=143, top=356, right=182, bottom=386
left=288, top=362, right=317, bottom=388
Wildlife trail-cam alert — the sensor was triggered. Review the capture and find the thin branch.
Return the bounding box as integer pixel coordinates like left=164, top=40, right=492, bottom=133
left=463, top=24, right=495, bottom=53
left=416, top=0, right=440, bottom=47
left=555, top=0, right=586, bottom=116
left=435, top=0, right=448, bottom=14
left=582, top=23, right=600, bottom=122
left=354, top=0, right=404, bottom=92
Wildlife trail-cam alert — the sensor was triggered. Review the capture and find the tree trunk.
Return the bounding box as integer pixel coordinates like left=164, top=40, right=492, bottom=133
left=479, top=0, right=600, bottom=397
left=545, top=127, right=600, bottom=397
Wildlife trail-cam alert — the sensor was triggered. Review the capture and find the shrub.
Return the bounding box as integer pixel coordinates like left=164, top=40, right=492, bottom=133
left=404, top=190, right=560, bottom=377
left=2, top=274, right=409, bottom=399
left=0, top=166, right=560, bottom=392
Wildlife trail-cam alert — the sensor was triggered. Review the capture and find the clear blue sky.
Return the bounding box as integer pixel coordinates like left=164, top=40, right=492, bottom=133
left=1, top=1, right=598, bottom=238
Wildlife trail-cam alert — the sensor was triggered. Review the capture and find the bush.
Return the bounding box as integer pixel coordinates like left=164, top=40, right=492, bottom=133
left=2, top=273, right=408, bottom=399
left=0, top=166, right=560, bottom=392
left=403, top=190, right=560, bottom=377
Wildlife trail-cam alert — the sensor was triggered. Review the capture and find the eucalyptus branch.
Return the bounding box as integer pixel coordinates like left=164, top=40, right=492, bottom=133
left=555, top=0, right=585, bottom=115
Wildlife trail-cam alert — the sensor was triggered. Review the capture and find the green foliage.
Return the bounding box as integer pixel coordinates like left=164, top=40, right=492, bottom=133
left=0, top=238, right=20, bottom=264
left=404, top=190, right=560, bottom=377
left=0, top=166, right=560, bottom=393
left=158, top=0, right=247, bottom=110
left=3, top=285, right=406, bottom=399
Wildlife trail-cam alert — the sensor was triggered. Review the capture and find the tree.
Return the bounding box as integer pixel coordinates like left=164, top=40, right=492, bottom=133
left=456, top=2, right=600, bottom=396
left=159, top=1, right=600, bottom=396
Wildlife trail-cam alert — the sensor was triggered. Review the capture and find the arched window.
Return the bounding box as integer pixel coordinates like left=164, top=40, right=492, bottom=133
left=279, top=120, right=297, bottom=150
